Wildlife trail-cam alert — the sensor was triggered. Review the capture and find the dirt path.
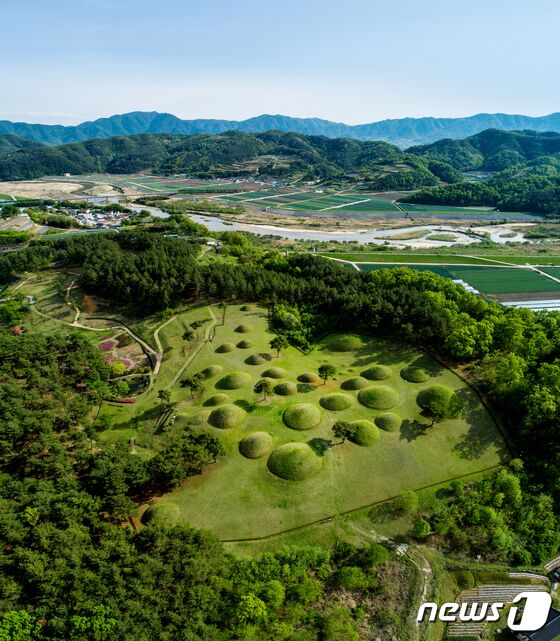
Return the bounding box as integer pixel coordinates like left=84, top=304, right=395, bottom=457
left=152, top=316, right=177, bottom=375
left=168, top=305, right=217, bottom=388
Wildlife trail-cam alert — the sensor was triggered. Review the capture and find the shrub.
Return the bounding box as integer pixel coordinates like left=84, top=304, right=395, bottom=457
left=341, top=376, right=369, bottom=390
left=239, top=432, right=272, bottom=459
left=267, top=442, right=323, bottom=480
left=358, top=386, right=399, bottom=410
left=455, top=570, right=475, bottom=590
left=401, top=366, right=430, bottom=383
left=375, top=412, right=402, bottom=432
left=283, top=403, right=322, bottom=430
left=361, top=365, right=392, bottom=380
left=349, top=420, right=380, bottom=446
left=319, top=393, right=353, bottom=411
left=208, top=404, right=247, bottom=428
left=216, top=371, right=252, bottom=389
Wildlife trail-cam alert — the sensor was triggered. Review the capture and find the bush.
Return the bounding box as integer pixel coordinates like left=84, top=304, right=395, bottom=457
left=358, top=386, right=399, bottom=410
left=336, top=566, right=370, bottom=590
left=319, top=393, right=353, bottom=411
left=341, top=376, right=369, bottom=390
left=394, top=490, right=419, bottom=513
left=283, top=403, right=322, bottom=430
left=401, top=366, right=430, bottom=383
left=208, top=404, right=246, bottom=428
left=216, top=371, right=252, bottom=389
left=267, top=443, right=323, bottom=480
left=375, top=413, right=402, bottom=432
left=239, top=432, right=272, bottom=459
left=455, top=570, right=475, bottom=590
left=361, top=365, right=392, bottom=380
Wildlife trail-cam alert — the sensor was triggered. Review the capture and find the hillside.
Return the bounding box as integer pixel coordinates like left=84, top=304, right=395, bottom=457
left=0, top=134, right=43, bottom=155
left=4, top=110, right=560, bottom=147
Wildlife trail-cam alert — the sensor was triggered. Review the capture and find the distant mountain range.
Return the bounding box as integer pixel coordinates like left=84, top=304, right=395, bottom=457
left=3, top=111, right=560, bottom=147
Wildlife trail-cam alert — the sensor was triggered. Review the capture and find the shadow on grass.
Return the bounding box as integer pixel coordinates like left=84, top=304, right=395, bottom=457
left=233, top=399, right=258, bottom=413
left=307, top=437, right=332, bottom=456
left=368, top=500, right=400, bottom=524
left=399, top=419, right=429, bottom=442
left=452, top=389, right=509, bottom=462
left=297, top=383, right=316, bottom=394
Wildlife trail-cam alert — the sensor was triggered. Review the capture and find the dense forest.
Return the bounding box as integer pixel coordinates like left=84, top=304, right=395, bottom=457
left=3, top=231, right=560, bottom=637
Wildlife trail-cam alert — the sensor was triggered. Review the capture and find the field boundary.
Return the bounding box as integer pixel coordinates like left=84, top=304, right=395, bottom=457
left=219, top=464, right=503, bottom=543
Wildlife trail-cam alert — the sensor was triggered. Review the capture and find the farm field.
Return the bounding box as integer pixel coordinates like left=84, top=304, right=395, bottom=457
left=448, top=266, right=560, bottom=294
left=129, top=305, right=506, bottom=541
left=321, top=253, right=499, bottom=265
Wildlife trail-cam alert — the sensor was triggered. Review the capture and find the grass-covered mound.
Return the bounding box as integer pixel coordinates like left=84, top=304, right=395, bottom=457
left=416, top=386, right=460, bottom=419
left=283, top=403, right=322, bottom=430
left=297, top=372, right=320, bottom=384
left=215, top=343, right=235, bottom=353
left=341, top=376, right=369, bottom=390
left=267, top=442, right=323, bottom=480
left=328, top=335, right=363, bottom=352
left=375, top=412, right=402, bottom=432
left=200, top=365, right=223, bottom=379
left=240, top=305, right=252, bottom=311
left=401, top=366, right=430, bottom=383
left=234, top=324, right=253, bottom=333
left=349, top=420, right=380, bottom=446
left=203, top=393, right=229, bottom=407
left=236, top=339, right=254, bottom=349
left=358, top=386, right=399, bottom=410
left=362, top=365, right=392, bottom=381
left=275, top=381, right=298, bottom=396
left=319, top=393, right=353, bottom=411
left=239, top=432, right=272, bottom=459
left=208, top=404, right=247, bottom=429
left=141, top=502, right=181, bottom=526
left=216, top=371, right=252, bottom=390
left=245, top=354, right=266, bottom=366
left=262, top=367, right=287, bottom=379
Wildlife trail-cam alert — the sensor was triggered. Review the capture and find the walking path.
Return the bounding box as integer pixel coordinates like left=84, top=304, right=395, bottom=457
left=168, top=305, right=217, bottom=388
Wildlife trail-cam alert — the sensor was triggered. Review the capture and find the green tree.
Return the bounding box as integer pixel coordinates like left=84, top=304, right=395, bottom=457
left=318, top=363, right=336, bottom=384
left=416, top=386, right=463, bottom=426
left=412, top=518, right=431, bottom=540
left=331, top=420, right=355, bottom=445
left=69, top=605, right=117, bottom=641
left=235, top=594, right=267, bottom=626
left=270, top=335, right=289, bottom=358
left=0, top=611, right=39, bottom=641
left=394, top=490, right=419, bottom=514
left=254, top=378, right=274, bottom=401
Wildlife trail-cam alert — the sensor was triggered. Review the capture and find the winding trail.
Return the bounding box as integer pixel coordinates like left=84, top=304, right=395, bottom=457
left=168, top=305, right=217, bottom=388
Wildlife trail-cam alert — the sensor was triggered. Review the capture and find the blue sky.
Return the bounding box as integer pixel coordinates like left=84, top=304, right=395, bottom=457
left=2, top=0, right=559, bottom=124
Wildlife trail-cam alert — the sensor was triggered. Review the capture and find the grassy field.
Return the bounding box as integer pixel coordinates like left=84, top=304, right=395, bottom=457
left=131, top=305, right=506, bottom=541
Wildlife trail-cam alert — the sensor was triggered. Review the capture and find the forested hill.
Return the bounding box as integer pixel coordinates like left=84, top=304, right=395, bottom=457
left=4, top=110, right=560, bottom=146
left=0, top=134, right=43, bottom=156
left=0, top=130, right=403, bottom=180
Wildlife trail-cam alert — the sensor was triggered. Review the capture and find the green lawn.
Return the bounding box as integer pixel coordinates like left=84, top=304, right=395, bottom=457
left=135, top=305, right=506, bottom=541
